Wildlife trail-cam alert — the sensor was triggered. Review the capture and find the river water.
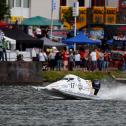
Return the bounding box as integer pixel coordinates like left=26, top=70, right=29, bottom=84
left=0, top=79, right=126, bottom=126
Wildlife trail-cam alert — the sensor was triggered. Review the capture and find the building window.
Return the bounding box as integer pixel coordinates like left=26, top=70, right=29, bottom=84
left=92, top=0, right=105, bottom=7
left=7, top=0, right=14, bottom=8
left=23, top=0, right=29, bottom=8
left=16, top=0, right=21, bottom=7
left=78, top=0, right=84, bottom=7
left=60, top=0, right=66, bottom=6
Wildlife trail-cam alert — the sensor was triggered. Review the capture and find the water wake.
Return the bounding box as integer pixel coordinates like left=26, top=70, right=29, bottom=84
left=98, top=80, right=126, bottom=101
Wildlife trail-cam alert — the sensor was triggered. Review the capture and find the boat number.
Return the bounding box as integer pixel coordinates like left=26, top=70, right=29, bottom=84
left=71, top=83, right=75, bottom=88
left=78, top=84, right=83, bottom=90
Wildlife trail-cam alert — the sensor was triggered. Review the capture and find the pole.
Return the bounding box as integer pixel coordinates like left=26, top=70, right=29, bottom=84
left=74, top=16, right=77, bottom=51
left=50, top=13, right=53, bottom=40
left=74, top=16, right=77, bottom=37
left=50, top=0, right=53, bottom=40
left=72, top=1, right=79, bottom=51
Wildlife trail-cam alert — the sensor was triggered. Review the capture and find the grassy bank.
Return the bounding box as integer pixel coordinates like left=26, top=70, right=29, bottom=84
left=40, top=70, right=126, bottom=82
left=40, top=70, right=111, bottom=82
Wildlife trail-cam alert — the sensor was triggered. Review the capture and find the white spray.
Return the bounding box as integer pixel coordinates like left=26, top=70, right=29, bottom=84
left=98, top=81, right=126, bottom=100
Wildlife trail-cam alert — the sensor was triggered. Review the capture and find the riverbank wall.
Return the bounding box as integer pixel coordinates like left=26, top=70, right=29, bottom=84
left=0, top=62, right=43, bottom=85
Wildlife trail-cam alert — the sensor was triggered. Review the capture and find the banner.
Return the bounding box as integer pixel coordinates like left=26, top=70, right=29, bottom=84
left=77, top=7, right=87, bottom=29
left=105, top=7, right=117, bottom=24
left=52, top=0, right=57, bottom=11
left=93, top=7, right=104, bottom=24
left=60, top=6, right=87, bottom=29
left=60, top=6, right=71, bottom=29
left=10, top=16, right=24, bottom=23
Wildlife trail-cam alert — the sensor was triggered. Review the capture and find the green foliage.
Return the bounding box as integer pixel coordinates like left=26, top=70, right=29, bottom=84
left=0, top=0, right=10, bottom=20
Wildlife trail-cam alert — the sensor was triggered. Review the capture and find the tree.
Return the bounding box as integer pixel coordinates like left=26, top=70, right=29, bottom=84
left=0, top=0, right=10, bottom=20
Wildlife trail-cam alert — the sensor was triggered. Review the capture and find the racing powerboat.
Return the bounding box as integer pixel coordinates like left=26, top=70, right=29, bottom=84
left=33, top=74, right=101, bottom=100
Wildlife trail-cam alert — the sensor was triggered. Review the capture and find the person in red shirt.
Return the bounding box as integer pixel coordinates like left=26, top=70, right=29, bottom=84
left=80, top=50, right=87, bottom=71
left=62, top=48, right=69, bottom=70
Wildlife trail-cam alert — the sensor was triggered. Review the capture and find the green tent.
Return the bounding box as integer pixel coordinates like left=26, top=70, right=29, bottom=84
left=22, top=16, right=62, bottom=26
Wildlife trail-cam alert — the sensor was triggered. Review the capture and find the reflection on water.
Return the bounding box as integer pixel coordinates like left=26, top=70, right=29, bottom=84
left=0, top=79, right=126, bottom=126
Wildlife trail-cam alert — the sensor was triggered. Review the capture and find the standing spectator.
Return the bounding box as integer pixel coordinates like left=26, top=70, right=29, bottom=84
left=0, top=31, right=4, bottom=61
left=62, top=48, right=69, bottom=70
left=95, top=48, right=100, bottom=70
left=2, top=38, right=8, bottom=61
left=49, top=50, right=56, bottom=70
left=90, top=49, right=97, bottom=72
left=74, top=51, right=80, bottom=69
left=39, top=49, right=48, bottom=70
left=80, top=48, right=89, bottom=71
left=87, top=51, right=92, bottom=71
left=0, top=40, right=4, bottom=61
left=80, top=49, right=87, bottom=71
left=103, top=51, right=110, bottom=72
left=55, top=51, right=62, bottom=71
left=68, top=49, right=74, bottom=71
left=98, top=50, right=104, bottom=71
left=31, top=48, right=37, bottom=61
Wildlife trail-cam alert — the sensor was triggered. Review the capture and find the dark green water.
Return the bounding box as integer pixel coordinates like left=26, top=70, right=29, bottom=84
left=0, top=80, right=126, bottom=126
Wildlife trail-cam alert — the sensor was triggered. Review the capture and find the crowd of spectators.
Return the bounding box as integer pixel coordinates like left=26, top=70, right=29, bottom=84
left=36, top=47, right=126, bottom=72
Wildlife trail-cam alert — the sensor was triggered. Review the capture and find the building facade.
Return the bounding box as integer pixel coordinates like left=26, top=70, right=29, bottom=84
left=118, top=0, right=126, bottom=23
left=6, top=0, right=30, bottom=23
left=7, top=0, right=60, bottom=23
left=6, top=0, right=119, bottom=26
left=30, top=0, right=60, bottom=20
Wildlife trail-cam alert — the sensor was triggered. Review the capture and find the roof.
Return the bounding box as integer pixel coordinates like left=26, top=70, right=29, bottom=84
left=63, top=32, right=101, bottom=45
left=1, top=28, right=43, bottom=50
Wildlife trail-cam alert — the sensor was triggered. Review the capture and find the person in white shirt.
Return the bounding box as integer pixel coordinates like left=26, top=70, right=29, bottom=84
left=74, top=51, right=80, bottom=69
left=39, top=50, right=47, bottom=62
left=90, top=49, right=97, bottom=71
left=39, top=49, right=48, bottom=70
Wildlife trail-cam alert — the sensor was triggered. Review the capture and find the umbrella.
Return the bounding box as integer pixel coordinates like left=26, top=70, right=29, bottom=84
left=22, top=16, right=62, bottom=26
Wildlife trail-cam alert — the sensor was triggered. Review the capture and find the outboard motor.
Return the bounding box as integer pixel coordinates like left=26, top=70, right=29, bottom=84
left=92, top=80, right=101, bottom=95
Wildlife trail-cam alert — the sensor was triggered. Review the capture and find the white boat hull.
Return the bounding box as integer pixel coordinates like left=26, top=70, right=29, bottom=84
left=33, top=74, right=101, bottom=100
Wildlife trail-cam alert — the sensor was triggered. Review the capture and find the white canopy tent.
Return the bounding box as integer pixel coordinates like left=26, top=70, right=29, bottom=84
left=4, top=36, right=16, bottom=50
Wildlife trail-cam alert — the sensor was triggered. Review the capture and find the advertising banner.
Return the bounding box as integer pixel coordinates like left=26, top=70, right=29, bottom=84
left=77, top=7, right=87, bottom=29
left=105, top=7, right=117, bottom=24
left=60, top=6, right=87, bottom=29
left=60, top=6, right=71, bottom=29
left=93, top=7, right=104, bottom=24
left=10, top=16, right=24, bottom=24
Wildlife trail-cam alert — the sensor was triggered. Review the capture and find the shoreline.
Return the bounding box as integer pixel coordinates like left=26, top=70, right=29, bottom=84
left=0, top=61, right=126, bottom=85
